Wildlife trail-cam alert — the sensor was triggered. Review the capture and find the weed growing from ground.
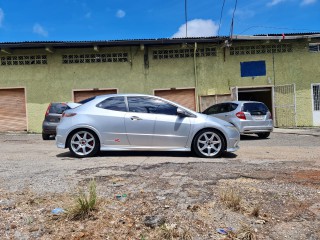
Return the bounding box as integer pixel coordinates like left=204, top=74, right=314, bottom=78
left=250, top=205, right=260, bottom=217
left=67, top=179, right=97, bottom=220
left=156, top=224, right=193, bottom=240
left=236, top=222, right=257, bottom=240
left=219, top=188, right=241, bottom=211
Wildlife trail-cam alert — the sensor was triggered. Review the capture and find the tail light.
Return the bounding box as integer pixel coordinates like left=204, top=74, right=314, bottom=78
left=236, top=111, right=246, bottom=120
left=268, top=112, right=272, bottom=119
left=62, top=112, right=77, bottom=118
left=45, top=103, right=52, bottom=116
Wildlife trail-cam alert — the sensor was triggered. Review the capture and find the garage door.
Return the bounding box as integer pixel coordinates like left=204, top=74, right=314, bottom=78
left=0, top=88, right=27, bottom=132
left=154, top=89, right=196, bottom=111
left=73, top=89, right=117, bottom=103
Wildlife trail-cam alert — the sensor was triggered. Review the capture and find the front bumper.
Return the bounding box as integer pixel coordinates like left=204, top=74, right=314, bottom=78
left=226, top=137, right=240, bottom=152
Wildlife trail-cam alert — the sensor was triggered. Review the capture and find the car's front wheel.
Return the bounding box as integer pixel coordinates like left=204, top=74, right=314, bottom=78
left=68, top=129, right=100, bottom=158
left=192, top=129, right=225, bottom=158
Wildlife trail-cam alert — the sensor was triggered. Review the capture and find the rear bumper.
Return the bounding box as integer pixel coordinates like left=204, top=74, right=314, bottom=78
left=56, top=133, right=67, bottom=149
left=241, top=126, right=273, bottom=134
left=42, top=121, right=58, bottom=134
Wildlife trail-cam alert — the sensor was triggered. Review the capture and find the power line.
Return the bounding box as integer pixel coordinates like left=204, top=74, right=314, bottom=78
left=185, top=0, right=188, bottom=37
left=229, top=0, right=238, bottom=39
left=239, top=26, right=320, bottom=35
left=218, top=0, right=226, bottom=36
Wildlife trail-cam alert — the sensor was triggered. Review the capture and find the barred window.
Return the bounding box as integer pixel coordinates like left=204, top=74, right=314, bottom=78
left=62, top=53, right=128, bottom=64
left=309, top=43, right=320, bottom=52
left=230, top=44, right=292, bottom=55
left=153, top=47, right=216, bottom=60
left=1, top=55, right=47, bottom=66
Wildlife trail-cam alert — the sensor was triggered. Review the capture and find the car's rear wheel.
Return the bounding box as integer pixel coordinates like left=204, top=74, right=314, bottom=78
left=257, top=132, right=270, bottom=139
left=68, top=130, right=100, bottom=158
left=42, top=133, right=50, bottom=140
left=193, top=129, right=225, bottom=158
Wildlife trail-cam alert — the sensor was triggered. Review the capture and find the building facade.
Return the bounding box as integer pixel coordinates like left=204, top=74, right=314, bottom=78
left=0, top=33, right=320, bottom=133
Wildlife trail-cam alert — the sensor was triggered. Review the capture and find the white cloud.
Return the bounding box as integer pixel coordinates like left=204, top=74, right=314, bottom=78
left=33, top=23, right=48, bottom=37
left=301, top=0, right=317, bottom=5
left=171, top=19, right=219, bottom=38
left=0, top=8, right=4, bottom=27
left=267, top=0, right=287, bottom=6
left=230, top=8, right=255, bottom=19
left=116, top=9, right=126, bottom=18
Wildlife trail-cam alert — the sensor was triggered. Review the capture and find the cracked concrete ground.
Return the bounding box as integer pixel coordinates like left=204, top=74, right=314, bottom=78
left=0, top=132, right=319, bottom=239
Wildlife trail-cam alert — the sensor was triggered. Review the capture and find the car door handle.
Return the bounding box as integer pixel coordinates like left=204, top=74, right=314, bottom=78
left=130, top=116, right=142, bottom=121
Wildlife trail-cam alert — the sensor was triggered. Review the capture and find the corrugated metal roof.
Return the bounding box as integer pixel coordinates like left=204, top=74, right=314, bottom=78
left=0, top=36, right=226, bottom=49
left=0, top=33, right=319, bottom=49
left=254, top=32, right=320, bottom=36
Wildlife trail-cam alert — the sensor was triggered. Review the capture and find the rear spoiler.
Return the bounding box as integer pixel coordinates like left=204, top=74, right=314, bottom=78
left=67, top=102, right=82, bottom=109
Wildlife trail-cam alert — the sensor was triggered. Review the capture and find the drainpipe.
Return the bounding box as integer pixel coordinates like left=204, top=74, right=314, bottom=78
left=193, top=42, right=199, bottom=112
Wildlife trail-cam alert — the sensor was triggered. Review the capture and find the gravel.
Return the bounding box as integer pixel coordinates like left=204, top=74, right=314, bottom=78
left=0, top=132, right=319, bottom=239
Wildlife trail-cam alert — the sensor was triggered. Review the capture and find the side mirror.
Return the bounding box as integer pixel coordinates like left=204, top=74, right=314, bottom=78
left=177, top=108, right=189, bottom=117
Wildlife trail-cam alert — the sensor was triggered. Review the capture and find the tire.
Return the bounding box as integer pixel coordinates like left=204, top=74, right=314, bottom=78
left=192, top=129, right=225, bottom=158
left=68, top=129, right=100, bottom=158
left=42, top=133, right=50, bottom=140
left=257, top=132, right=270, bottom=139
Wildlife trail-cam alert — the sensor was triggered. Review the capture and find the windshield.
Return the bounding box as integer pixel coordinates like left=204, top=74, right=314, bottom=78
left=243, top=103, right=268, bottom=115
left=49, top=103, right=68, bottom=114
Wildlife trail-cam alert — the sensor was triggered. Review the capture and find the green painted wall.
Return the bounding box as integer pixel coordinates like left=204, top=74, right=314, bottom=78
left=0, top=39, right=319, bottom=132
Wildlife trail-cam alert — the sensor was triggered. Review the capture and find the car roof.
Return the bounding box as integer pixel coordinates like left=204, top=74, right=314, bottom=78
left=93, top=93, right=158, bottom=99
left=82, top=93, right=198, bottom=115
left=219, top=101, right=265, bottom=104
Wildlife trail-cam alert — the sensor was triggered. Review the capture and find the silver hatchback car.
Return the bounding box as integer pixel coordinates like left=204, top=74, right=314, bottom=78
left=56, top=94, right=240, bottom=158
left=203, top=101, right=273, bottom=138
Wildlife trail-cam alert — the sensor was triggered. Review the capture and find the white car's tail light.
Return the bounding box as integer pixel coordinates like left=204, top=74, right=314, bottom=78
left=236, top=111, right=246, bottom=120
left=62, top=112, right=77, bottom=118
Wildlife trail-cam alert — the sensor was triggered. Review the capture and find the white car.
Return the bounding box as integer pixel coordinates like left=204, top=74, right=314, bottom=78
left=203, top=101, right=273, bottom=138
left=56, top=94, right=240, bottom=158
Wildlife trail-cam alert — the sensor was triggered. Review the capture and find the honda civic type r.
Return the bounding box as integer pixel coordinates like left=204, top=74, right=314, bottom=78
left=56, top=94, right=240, bottom=158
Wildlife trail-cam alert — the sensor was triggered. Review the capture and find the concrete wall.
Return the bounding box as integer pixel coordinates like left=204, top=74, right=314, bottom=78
left=0, top=39, right=319, bottom=132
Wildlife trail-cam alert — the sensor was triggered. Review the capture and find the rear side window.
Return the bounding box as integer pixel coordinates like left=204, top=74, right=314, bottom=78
left=49, top=103, right=68, bottom=114
left=97, top=97, right=127, bottom=112
left=243, top=103, right=269, bottom=115
left=128, top=96, right=178, bottom=115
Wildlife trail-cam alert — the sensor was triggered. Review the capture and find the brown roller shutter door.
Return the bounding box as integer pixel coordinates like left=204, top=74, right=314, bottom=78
left=0, top=88, right=27, bottom=132
left=154, top=89, right=196, bottom=111
left=73, top=89, right=118, bottom=103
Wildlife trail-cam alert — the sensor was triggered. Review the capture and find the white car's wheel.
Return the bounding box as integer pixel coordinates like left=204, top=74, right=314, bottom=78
left=68, top=130, right=99, bottom=158
left=193, top=129, right=225, bottom=158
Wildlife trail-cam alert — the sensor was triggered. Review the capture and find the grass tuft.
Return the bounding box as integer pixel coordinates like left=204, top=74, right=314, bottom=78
left=236, top=222, right=257, bottom=240
left=67, top=179, right=98, bottom=220
left=250, top=205, right=260, bottom=217
left=157, top=224, right=193, bottom=240
left=220, top=188, right=241, bottom=211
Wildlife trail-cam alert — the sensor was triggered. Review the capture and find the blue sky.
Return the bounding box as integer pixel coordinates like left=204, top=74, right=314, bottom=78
left=0, top=0, right=319, bottom=42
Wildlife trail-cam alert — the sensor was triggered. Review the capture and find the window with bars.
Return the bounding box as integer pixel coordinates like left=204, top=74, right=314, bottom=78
left=230, top=44, right=292, bottom=55
left=309, top=43, right=320, bottom=53
left=313, top=85, right=320, bottom=111
left=1, top=55, right=47, bottom=66
left=62, top=53, right=128, bottom=64
left=153, top=47, right=216, bottom=60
